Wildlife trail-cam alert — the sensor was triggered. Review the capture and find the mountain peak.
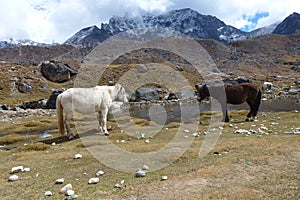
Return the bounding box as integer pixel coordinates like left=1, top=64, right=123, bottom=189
left=272, top=12, right=300, bottom=35
left=64, top=10, right=300, bottom=46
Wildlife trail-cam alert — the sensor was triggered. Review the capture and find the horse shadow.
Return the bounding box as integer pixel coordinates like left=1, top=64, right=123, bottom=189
left=39, top=129, right=105, bottom=145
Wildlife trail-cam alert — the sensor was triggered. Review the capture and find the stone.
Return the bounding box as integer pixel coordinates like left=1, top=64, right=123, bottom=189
left=55, top=178, right=64, bottom=184
left=288, top=88, right=300, bottom=95
left=161, top=176, right=168, bottom=181
left=23, top=167, right=30, bottom=172
left=40, top=61, right=77, bottom=83
left=135, top=169, right=146, bottom=177
left=96, top=170, right=105, bottom=176
left=88, top=178, right=99, bottom=184
left=135, top=87, right=163, bottom=102
left=142, top=165, right=149, bottom=171
left=65, top=190, right=75, bottom=196
left=60, top=183, right=72, bottom=194
left=17, top=82, right=32, bottom=93
left=73, top=154, right=82, bottom=159
left=8, top=175, right=19, bottom=182
left=46, top=90, right=63, bottom=109
left=44, top=191, right=53, bottom=196
left=11, top=166, right=24, bottom=173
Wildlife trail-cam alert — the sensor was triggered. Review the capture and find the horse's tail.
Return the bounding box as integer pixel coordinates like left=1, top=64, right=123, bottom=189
left=254, top=88, right=262, bottom=115
left=56, top=94, right=65, bottom=135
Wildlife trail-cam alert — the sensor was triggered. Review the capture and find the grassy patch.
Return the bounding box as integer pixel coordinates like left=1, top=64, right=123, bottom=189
left=0, top=111, right=299, bottom=199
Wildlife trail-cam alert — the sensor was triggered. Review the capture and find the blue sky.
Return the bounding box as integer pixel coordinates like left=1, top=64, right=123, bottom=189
left=0, top=0, right=299, bottom=43
left=241, top=12, right=270, bottom=32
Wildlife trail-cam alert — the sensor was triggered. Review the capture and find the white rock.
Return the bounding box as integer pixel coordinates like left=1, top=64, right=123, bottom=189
left=51, top=142, right=56, bottom=146
left=23, top=167, right=30, bottom=172
left=65, top=189, right=75, bottom=196
left=60, top=183, right=72, bottom=194
left=142, top=165, right=149, bottom=170
left=135, top=169, right=146, bottom=177
left=8, top=175, right=18, bottom=182
left=44, top=191, right=52, bottom=196
left=55, top=178, right=64, bottom=184
left=74, top=154, right=82, bottom=159
left=11, top=166, right=23, bottom=173
left=96, top=170, right=105, bottom=177
left=192, top=132, right=199, bottom=137
left=184, top=129, right=190, bottom=133
left=114, top=183, right=121, bottom=188
left=161, top=176, right=168, bottom=181
left=145, top=139, right=150, bottom=143
left=88, top=177, right=99, bottom=184
left=120, top=180, right=125, bottom=184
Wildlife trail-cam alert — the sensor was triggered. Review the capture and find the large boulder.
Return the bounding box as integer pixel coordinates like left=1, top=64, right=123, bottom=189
left=135, top=88, right=163, bottom=102
left=40, top=61, right=77, bottom=83
left=46, top=90, right=64, bottom=109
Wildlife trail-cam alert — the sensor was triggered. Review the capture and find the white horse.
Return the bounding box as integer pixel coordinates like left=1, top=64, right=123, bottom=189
left=56, top=84, right=128, bottom=138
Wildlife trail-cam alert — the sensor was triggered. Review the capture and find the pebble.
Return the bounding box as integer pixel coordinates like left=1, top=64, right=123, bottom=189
left=135, top=169, right=146, bottom=177
left=60, top=183, right=72, bottom=194
left=56, top=178, right=65, bottom=184
left=11, top=166, right=24, bottom=173
left=44, top=191, right=52, bottom=196
left=23, top=167, right=30, bottom=172
left=8, top=175, right=19, bottom=182
left=161, top=176, right=168, bottom=181
left=184, top=129, right=190, bottom=133
left=96, top=170, right=105, bottom=176
left=192, top=132, right=199, bottom=137
left=114, top=183, right=121, bottom=188
left=88, top=178, right=99, bottom=184
left=73, top=154, right=82, bottom=159
left=120, top=180, right=125, bottom=184
left=145, top=139, right=150, bottom=143
left=65, top=190, right=75, bottom=196
left=51, top=142, right=56, bottom=146
left=142, top=165, right=149, bottom=170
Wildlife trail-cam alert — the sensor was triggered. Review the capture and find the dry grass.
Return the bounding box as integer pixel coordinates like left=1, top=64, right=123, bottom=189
left=0, top=111, right=299, bottom=199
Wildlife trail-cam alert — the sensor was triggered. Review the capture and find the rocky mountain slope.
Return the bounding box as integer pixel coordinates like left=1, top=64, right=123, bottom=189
left=272, top=12, right=300, bottom=35
left=65, top=9, right=299, bottom=46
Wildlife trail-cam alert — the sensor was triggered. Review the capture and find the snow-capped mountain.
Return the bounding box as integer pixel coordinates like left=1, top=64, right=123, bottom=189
left=249, top=21, right=281, bottom=38
left=0, top=39, right=51, bottom=49
left=65, top=8, right=250, bottom=45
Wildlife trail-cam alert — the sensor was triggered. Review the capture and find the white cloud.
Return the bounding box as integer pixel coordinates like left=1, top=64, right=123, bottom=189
left=0, top=0, right=299, bottom=43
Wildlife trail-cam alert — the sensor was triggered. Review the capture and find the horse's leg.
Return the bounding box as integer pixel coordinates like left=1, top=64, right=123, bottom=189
left=97, top=111, right=103, bottom=132
left=246, top=99, right=255, bottom=121
left=101, top=108, right=109, bottom=136
left=64, top=112, right=74, bottom=139
left=221, top=103, right=230, bottom=122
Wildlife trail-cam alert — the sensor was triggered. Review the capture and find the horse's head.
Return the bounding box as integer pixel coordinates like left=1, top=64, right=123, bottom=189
left=115, top=84, right=129, bottom=103
left=195, top=83, right=210, bottom=102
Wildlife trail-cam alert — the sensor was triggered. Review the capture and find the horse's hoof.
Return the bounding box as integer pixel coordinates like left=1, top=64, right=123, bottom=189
left=245, top=118, right=254, bottom=122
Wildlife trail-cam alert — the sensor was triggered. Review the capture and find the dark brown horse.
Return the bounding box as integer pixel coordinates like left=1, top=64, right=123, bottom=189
left=195, top=83, right=262, bottom=122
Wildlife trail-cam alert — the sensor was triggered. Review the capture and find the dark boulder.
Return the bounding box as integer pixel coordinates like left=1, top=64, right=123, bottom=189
left=1, top=104, right=10, bottom=110
left=20, top=99, right=47, bottom=109
left=135, top=87, right=163, bottom=102
left=40, top=61, right=77, bottom=83
left=46, top=90, right=64, bottom=109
